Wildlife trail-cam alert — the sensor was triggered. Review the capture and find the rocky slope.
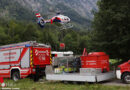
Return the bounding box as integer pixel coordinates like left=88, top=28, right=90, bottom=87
left=0, top=0, right=98, bottom=29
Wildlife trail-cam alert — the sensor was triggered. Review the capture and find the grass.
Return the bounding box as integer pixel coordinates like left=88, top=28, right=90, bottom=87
left=0, top=78, right=130, bottom=90
left=109, top=59, right=122, bottom=65
left=0, top=59, right=127, bottom=90
left=0, top=59, right=125, bottom=90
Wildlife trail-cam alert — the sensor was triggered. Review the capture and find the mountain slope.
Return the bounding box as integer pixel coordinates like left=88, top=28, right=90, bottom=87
left=16, top=0, right=98, bottom=20
left=0, top=0, right=98, bottom=29
left=0, top=0, right=35, bottom=21
left=46, top=0, right=98, bottom=19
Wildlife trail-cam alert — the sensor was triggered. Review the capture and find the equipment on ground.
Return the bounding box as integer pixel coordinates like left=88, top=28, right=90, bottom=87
left=81, top=48, right=110, bottom=72
left=51, top=51, right=73, bottom=57
left=46, top=48, right=115, bottom=82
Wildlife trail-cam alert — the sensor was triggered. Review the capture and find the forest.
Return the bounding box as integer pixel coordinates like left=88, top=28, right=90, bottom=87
left=0, top=18, right=92, bottom=54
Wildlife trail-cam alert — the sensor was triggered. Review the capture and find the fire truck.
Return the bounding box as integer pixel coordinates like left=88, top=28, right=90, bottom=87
left=0, top=41, right=51, bottom=81
left=116, top=60, right=130, bottom=83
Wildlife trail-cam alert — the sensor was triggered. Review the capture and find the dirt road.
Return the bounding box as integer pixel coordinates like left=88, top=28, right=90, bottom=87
left=101, top=79, right=130, bottom=86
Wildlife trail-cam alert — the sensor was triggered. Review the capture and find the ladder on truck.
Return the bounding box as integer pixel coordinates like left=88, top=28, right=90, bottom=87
left=0, top=41, right=50, bottom=50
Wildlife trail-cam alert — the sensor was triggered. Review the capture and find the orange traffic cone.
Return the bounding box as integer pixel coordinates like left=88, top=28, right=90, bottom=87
left=0, top=77, right=6, bottom=87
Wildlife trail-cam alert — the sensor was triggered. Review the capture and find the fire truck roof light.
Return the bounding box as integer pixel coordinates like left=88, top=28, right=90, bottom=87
left=25, top=44, right=31, bottom=47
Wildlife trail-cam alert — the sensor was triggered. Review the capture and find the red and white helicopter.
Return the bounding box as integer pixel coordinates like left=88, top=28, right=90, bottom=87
left=35, top=13, right=73, bottom=30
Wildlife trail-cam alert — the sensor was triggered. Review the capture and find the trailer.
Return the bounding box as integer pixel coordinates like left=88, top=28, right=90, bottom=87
left=46, top=48, right=115, bottom=82
left=46, top=71, right=115, bottom=82
left=0, top=41, right=51, bottom=81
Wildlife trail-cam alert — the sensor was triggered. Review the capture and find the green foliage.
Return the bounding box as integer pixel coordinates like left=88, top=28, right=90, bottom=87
left=3, top=78, right=130, bottom=90
left=92, top=0, right=130, bottom=61
left=63, top=31, right=79, bottom=53
left=0, top=18, right=93, bottom=54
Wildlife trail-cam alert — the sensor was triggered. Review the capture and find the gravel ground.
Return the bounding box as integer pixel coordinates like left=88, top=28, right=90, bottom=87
left=100, top=79, right=130, bottom=86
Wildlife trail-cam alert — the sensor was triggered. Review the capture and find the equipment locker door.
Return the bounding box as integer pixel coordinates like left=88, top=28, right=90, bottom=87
left=0, top=50, right=10, bottom=69
left=33, top=47, right=50, bottom=66
left=21, top=48, right=30, bottom=68
left=10, top=48, right=21, bottom=66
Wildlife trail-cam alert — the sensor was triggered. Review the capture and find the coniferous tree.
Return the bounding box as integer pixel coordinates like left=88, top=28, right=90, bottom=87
left=93, top=0, right=130, bottom=61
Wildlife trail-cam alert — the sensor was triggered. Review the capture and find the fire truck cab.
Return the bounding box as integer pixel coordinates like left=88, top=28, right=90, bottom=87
left=116, top=60, right=130, bottom=83
left=0, top=41, right=51, bottom=81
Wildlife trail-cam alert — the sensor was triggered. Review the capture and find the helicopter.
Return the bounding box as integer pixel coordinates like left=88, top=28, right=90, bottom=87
left=35, top=13, right=73, bottom=30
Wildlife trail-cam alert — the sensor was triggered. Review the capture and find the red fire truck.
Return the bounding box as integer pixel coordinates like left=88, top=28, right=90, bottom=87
left=0, top=41, right=51, bottom=81
left=116, top=60, right=130, bottom=83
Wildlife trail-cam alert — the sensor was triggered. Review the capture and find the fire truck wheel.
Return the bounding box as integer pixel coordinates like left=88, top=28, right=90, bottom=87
left=72, top=81, right=78, bottom=84
left=12, top=72, right=20, bottom=81
left=33, top=75, right=39, bottom=82
left=122, top=73, right=130, bottom=84
left=63, top=81, right=69, bottom=84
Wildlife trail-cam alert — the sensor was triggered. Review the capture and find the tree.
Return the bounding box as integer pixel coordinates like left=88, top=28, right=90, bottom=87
left=22, top=23, right=39, bottom=41
left=93, top=0, right=130, bottom=61
left=0, top=27, right=9, bottom=45
left=63, top=31, right=80, bottom=54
